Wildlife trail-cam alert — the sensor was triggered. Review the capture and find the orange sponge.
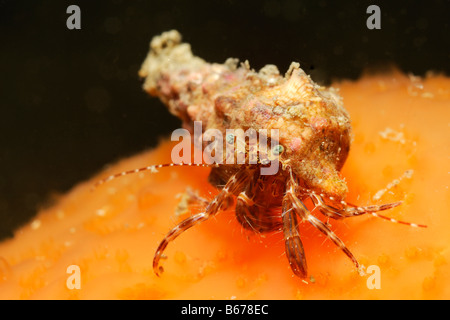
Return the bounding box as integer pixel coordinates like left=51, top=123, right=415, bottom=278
left=0, top=71, right=449, bottom=299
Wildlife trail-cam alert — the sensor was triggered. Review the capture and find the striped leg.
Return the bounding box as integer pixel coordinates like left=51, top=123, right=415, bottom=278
left=153, top=211, right=213, bottom=276
left=94, top=162, right=220, bottom=189
left=153, top=168, right=250, bottom=276
left=310, top=194, right=426, bottom=228
left=286, top=179, right=361, bottom=274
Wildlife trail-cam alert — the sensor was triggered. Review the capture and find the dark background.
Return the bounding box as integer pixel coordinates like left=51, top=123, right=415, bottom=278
left=0, top=0, right=449, bottom=241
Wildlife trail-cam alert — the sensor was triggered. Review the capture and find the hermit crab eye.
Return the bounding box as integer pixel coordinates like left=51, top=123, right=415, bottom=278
left=272, top=144, right=284, bottom=155
left=226, top=133, right=235, bottom=144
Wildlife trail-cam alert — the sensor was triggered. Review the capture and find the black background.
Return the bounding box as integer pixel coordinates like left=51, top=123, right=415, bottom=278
left=0, top=0, right=449, bottom=240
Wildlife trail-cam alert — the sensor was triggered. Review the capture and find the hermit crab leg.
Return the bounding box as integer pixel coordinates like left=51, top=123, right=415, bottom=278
left=286, top=177, right=361, bottom=273
left=235, top=170, right=280, bottom=233
left=310, top=194, right=426, bottom=228
left=235, top=169, right=259, bottom=224
left=153, top=167, right=250, bottom=276
left=282, top=195, right=307, bottom=278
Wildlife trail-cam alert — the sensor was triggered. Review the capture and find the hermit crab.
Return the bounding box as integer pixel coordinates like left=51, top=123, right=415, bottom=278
left=96, top=30, right=425, bottom=278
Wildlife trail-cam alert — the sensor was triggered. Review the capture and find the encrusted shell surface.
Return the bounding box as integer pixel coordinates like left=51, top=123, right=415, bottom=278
left=139, top=30, right=352, bottom=199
